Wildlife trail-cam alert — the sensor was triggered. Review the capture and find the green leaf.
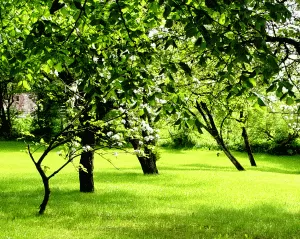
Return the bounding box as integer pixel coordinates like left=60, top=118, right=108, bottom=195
left=19, top=80, right=31, bottom=90
left=41, top=64, right=51, bottom=74
left=26, top=74, right=33, bottom=81
left=219, top=13, right=226, bottom=25
left=267, top=55, right=279, bottom=71
left=224, top=31, right=235, bottom=40
left=184, top=22, right=198, bottom=38
left=54, top=63, right=64, bottom=72
left=266, top=84, right=277, bottom=93
left=286, top=97, right=294, bottom=105
left=257, top=98, right=266, bottom=106
left=248, top=78, right=256, bottom=87
left=279, top=92, right=288, bottom=101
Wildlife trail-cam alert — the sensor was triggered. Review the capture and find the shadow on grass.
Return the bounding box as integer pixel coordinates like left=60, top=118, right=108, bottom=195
left=2, top=184, right=299, bottom=239
left=113, top=204, right=300, bottom=239
left=0, top=140, right=28, bottom=152
left=248, top=154, right=300, bottom=175
left=1, top=168, right=299, bottom=239
left=161, top=164, right=236, bottom=172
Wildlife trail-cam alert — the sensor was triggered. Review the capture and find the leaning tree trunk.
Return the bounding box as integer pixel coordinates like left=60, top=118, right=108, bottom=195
left=194, top=101, right=245, bottom=171
left=242, top=127, right=257, bottom=166
left=79, top=118, right=95, bottom=192
left=215, top=136, right=245, bottom=171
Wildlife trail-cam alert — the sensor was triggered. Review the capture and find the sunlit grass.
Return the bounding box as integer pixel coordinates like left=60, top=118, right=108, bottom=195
left=0, top=141, right=299, bottom=239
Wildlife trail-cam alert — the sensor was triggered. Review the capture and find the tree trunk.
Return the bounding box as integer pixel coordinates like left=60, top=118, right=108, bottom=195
left=39, top=177, right=50, bottom=214
left=0, top=96, right=12, bottom=138
left=242, top=127, right=257, bottom=166
left=0, top=116, right=12, bottom=138
left=79, top=127, right=95, bottom=192
left=194, top=101, right=245, bottom=171
left=137, top=150, right=159, bottom=174
left=215, top=136, right=245, bottom=171
left=130, top=138, right=159, bottom=174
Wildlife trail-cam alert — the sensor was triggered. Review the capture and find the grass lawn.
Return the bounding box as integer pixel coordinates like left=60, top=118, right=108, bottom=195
left=0, top=141, right=299, bottom=239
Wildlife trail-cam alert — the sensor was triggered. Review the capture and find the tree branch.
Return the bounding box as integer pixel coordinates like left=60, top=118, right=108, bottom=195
left=266, top=35, right=300, bottom=55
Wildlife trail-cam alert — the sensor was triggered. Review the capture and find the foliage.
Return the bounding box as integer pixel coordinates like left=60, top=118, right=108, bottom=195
left=11, top=115, right=34, bottom=139
left=167, top=128, right=197, bottom=148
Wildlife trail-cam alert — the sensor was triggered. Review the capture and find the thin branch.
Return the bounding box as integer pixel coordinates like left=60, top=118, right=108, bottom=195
left=116, top=0, right=135, bottom=43
left=62, top=0, right=88, bottom=44
left=95, top=151, right=120, bottom=170
left=27, top=145, right=37, bottom=165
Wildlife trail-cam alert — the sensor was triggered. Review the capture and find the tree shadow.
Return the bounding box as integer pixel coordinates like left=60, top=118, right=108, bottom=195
left=1, top=169, right=299, bottom=239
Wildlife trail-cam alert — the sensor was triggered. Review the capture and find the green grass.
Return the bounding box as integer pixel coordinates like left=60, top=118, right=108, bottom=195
left=0, top=141, right=299, bottom=239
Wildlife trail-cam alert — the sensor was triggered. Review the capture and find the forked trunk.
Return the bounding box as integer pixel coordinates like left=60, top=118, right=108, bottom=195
left=194, top=101, right=245, bottom=171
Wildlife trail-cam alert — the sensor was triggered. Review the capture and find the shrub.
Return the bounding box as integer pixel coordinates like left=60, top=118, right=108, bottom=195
left=168, top=129, right=197, bottom=148
left=12, top=115, right=34, bottom=139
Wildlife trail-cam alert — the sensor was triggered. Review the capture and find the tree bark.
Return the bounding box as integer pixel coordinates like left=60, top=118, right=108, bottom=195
left=129, top=138, right=159, bottom=174
left=39, top=177, right=50, bottom=214
left=79, top=126, right=95, bottom=192
left=195, top=101, right=245, bottom=171
left=0, top=86, right=12, bottom=138
left=242, top=127, right=257, bottom=166
left=239, top=111, right=256, bottom=167
left=215, top=136, right=245, bottom=171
